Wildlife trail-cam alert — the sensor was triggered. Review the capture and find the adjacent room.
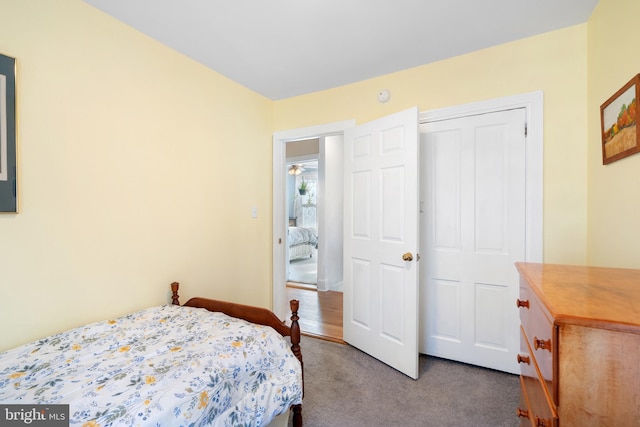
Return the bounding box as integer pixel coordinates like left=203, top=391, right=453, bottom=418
left=286, top=157, right=319, bottom=287
left=1, top=0, right=639, bottom=426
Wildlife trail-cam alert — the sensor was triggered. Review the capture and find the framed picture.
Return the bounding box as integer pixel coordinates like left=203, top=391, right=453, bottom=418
left=600, top=73, right=639, bottom=165
left=0, top=53, right=17, bottom=213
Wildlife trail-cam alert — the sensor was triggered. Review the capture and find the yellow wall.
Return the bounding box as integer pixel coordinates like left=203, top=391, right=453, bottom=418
left=0, top=0, right=274, bottom=351
left=2, top=0, right=633, bottom=352
left=587, top=0, right=640, bottom=268
left=275, top=25, right=589, bottom=266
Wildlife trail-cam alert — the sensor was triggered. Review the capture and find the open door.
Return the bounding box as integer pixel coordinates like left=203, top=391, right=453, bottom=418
left=343, top=107, right=420, bottom=379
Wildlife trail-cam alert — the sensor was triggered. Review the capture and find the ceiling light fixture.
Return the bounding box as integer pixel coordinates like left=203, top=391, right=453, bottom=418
left=288, top=164, right=303, bottom=175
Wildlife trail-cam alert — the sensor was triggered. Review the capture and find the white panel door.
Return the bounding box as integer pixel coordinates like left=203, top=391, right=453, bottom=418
left=420, top=108, right=526, bottom=374
left=343, top=107, right=420, bottom=379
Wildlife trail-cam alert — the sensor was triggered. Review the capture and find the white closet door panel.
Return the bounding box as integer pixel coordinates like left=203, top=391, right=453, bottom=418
left=421, top=108, right=526, bottom=374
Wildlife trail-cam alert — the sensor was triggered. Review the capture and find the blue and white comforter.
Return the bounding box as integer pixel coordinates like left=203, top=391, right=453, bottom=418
left=0, top=305, right=303, bottom=427
left=288, top=227, right=317, bottom=247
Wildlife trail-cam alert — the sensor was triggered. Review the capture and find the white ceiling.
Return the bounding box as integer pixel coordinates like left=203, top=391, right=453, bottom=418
left=84, top=0, right=598, bottom=100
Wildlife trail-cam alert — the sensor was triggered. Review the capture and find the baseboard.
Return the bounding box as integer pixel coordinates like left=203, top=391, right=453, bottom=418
left=286, top=282, right=317, bottom=291
left=301, top=330, right=346, bottom=345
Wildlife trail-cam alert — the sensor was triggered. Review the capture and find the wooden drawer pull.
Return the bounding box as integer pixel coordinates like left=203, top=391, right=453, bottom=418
left=535, top=416, right=552, bottom=426
left=517, top=354, right=530, bottom=364
left=516, top=299, right=530, bottom=309
left=534, top=337, right=552, bottom=352
left=516, top=408, right=529, bottom=419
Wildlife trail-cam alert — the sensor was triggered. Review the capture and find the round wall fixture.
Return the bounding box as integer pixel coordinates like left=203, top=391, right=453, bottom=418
left=377, top=89, right=390, bottom=103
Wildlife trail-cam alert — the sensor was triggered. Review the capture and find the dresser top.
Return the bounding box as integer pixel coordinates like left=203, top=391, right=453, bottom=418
left=516, top=262, right=640, bottom=333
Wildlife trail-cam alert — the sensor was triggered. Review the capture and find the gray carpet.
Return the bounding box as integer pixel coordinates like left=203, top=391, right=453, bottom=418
left=295, top=336, right=519, bottom=427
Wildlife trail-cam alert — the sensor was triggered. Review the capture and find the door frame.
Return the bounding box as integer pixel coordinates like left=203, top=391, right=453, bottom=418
left=419, top=91, right=543, bottom=262
left=272, top=120, right=355, bottom=319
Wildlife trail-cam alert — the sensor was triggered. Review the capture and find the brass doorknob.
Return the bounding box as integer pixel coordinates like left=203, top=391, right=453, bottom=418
left=402, top=252, right=414, bottom=261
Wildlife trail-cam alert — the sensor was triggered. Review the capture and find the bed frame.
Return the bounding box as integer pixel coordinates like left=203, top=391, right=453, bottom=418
left=170, top=282, right=303, bottom=427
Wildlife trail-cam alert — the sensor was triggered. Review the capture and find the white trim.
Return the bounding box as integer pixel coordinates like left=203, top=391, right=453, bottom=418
left=273, top=120, right=356, bottom=141
left=419, top=91, right=544, bottom=263
left=287, top=154, right=317, bottom=164
left=272, top=120, right=355, bottom=319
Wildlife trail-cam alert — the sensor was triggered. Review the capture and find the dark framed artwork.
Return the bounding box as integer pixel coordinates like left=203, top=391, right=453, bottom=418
left=600, top=74, right=639, bottom=165
left=0, top=53, right=17, bottom=212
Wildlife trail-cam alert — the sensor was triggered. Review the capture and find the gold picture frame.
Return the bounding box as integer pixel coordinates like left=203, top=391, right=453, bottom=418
left=600, top=74, right=639, bottom=165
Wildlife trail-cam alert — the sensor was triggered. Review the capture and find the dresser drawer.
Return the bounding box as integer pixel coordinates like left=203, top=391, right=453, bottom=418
left=518, top=282, right=556, bottom=404
left=519, top=331, right=558, bottom=427
left=517, top=375, right=534, bottom=427
left=519, top=374, right=557, bottom=427
left=518, top=326, right=536, bottom=382
left=526, top=297, right=554, bottom=387
left=519, top=326, right=556, bottom=420
left=517, top=281, right=530, bottom=325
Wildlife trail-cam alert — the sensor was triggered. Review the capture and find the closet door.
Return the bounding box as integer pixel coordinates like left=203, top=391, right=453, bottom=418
left=420, top=108, right=526, bottom=374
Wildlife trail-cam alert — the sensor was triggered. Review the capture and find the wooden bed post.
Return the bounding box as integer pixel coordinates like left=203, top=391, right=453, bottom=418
left=289, top=299, right=301, bottom=360
left=289, top=299, right=303, bottom=427
left=171, top=282, right=180, bottom=305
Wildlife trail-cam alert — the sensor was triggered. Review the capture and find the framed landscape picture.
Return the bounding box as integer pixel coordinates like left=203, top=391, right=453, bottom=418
left=0, top=53, right=17, bottom=213
left=600, top=74, right=639, bottom=165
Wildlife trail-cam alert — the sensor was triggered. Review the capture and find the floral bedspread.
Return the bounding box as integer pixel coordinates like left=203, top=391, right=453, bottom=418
left=0, top=305, right=303, bottom=427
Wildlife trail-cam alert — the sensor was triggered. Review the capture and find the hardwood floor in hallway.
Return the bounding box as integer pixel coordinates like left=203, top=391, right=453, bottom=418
left=286, top=284, right=344, bottom=344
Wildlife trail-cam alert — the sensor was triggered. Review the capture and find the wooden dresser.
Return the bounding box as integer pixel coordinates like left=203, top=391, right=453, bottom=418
left=515, top=263, right=640, bottom=427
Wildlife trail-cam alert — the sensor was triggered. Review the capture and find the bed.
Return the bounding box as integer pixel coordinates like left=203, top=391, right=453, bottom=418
left=0, top=282, right=304, bottom=427
left=288, top=227, right=317, bottom=261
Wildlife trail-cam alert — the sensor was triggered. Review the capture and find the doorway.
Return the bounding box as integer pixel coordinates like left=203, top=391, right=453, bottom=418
left=273, top=121, right=354, bottom=341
